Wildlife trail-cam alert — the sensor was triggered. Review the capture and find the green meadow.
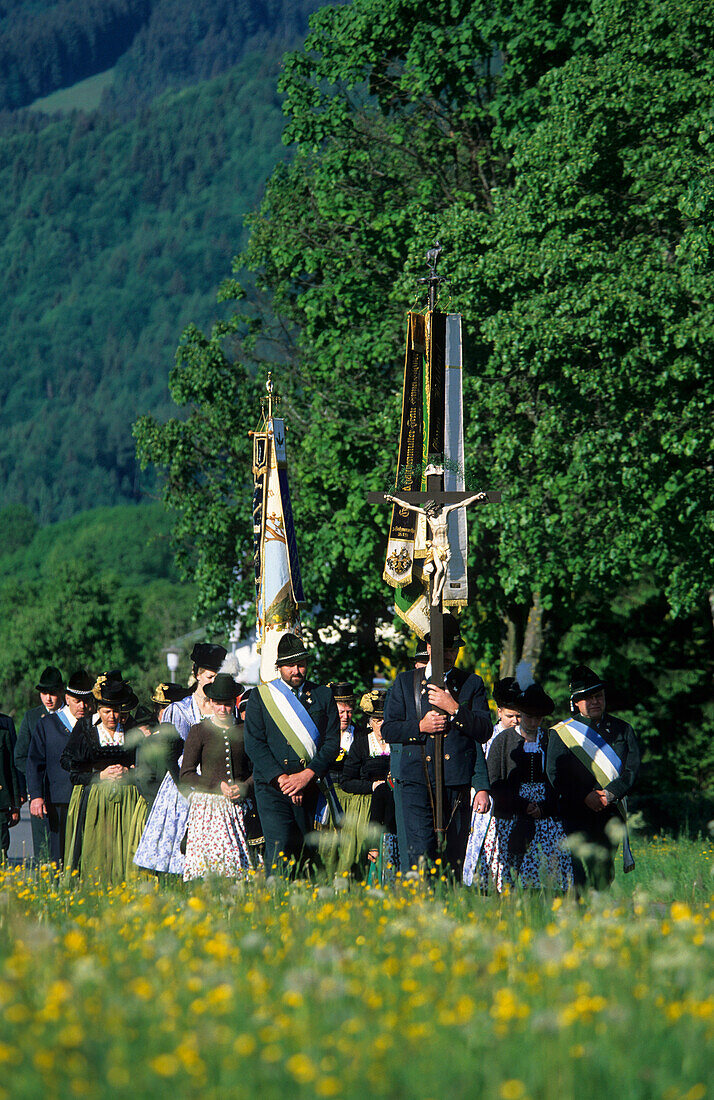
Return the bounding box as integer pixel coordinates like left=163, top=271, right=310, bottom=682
left=0, top=835, right=712, bottom=1099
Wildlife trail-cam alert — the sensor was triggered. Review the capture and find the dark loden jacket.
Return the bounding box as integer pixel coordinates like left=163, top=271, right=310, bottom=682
left=340, top=730, right=391, bottom=795
left=27, top=712, right=74, bottom=805
left=382, top=666, right=491, bottom=787
left=546, top=713, right=640, bottom=829
left=60, top=718, right=140, bottom=787
left=244, top=680, right=340, bottom=784
left=487, top=727, right=557, bottom=819
left=0, top=715, right=21, bottom=813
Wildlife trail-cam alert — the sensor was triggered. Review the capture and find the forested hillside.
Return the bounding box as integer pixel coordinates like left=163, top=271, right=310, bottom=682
left=0, top=0, right=151, bottom=110
left=0, top=0, right=325, bottom=523
left=0, top=0, right=322, bottom=113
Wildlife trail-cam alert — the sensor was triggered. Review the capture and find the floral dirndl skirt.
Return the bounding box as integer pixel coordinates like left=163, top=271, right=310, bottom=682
left=183, top=791, right=254, bottom=881
left=133, top=772, right=189, bottom=875
left=479, top=781, right=574, bottom=893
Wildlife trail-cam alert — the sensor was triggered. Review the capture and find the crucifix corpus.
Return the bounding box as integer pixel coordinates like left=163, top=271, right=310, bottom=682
left=367, top=243, right=501, bottom=853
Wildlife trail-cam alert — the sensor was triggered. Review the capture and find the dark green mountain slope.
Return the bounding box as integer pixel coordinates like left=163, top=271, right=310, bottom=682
left=0, top=0, right=322, bottom=113
left=0, top=0, right=151, bottom=110
left=0, top=52, right=288, bottom=522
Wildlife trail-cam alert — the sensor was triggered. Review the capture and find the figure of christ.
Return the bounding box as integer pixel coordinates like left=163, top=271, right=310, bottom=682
left=385, top=490, right=487, bottom=606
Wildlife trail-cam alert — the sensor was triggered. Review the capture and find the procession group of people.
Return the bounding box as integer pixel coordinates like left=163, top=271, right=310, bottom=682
left=1, top=617, right=640, bottom=893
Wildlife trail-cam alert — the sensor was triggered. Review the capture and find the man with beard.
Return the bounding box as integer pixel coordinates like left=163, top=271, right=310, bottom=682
left=27, top=670, right=95, bottom=865
left=244, top=633, right=340, bottom=871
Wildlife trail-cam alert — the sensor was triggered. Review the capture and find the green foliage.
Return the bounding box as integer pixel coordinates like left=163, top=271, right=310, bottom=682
left=0, top=503, right=196, bottom=713
left=139, top=0, right=714, bottom=790
left=0, top=504, right=38, bottom=555
left=0, top=53, right=289, bottom=522
left=104, top=0, right=327, bottom=117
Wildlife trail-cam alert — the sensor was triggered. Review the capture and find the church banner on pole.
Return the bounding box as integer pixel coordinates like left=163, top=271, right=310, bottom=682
left=384, top=310, right=470, bottom=637
left=252, top=377, right=305, bottom=682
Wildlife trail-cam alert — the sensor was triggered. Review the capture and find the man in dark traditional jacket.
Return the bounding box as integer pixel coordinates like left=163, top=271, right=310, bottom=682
left=382, top=615, right=491, bottom=875
left=547, top=665, right=640, bottom=890
left=0, top=710, right=21, bottom=858
left=27, top=670, right=94, bottom=865
left=14, top=665, right=65, bottom=861
left=244, top=633, right=340, bottom=871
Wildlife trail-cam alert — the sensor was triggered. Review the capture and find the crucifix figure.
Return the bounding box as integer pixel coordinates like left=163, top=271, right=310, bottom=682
left=367, top=244, right=501, bottom=858
left=385, top=467, right=490, bottom=607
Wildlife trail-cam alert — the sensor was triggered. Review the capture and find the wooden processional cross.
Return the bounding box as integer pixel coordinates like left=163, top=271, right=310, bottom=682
left=367, top=245, right=501, bottom=852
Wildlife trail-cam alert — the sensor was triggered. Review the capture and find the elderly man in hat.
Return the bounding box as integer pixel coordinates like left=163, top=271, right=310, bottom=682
left=26, top=670, right=95, bottom=865
left=547, top=665, right=640, bottom=890
left=14, top=665, right=65, bottom=861
left=382, top=614, right=492, bottom=875
left=328, top=681, right=360, bottom=789
left=244, top=633, right=340, bottom=871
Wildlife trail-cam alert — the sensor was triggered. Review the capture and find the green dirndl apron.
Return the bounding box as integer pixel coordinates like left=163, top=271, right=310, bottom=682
left=64, top=779, right=147, bottom=885
left=335, top=790, right=374, bottom=876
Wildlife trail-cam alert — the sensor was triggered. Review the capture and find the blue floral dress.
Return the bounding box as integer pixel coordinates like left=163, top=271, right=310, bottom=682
left=133, top=694, right=204, bottom=875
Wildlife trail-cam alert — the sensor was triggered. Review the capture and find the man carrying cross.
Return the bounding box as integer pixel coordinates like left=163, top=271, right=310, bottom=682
left=382, top=614, right=491, bottom=874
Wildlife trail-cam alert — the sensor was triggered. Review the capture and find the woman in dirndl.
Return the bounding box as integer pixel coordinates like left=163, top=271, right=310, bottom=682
left=133, top=642, right=227, bottom=876
left=479, top=681, right=573, bottom=894
left=463, top=676, right=521, bottom=885
left=61, top=675, right=147, bottom=884
left=180, top=674, right=256, bottom=881
left=340, top=690, right=399, bottom=883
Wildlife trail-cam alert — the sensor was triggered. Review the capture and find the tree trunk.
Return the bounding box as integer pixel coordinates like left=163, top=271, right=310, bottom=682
left=500, top=615, right=518, bottom=677
left=499, top=595, right=545, bottom=679
left=521, top=592, right=544, bottom=676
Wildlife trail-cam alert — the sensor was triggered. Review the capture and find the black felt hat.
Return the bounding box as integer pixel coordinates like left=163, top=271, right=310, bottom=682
left=515, top=682, right=554, bottom=718
left=92, top=675, right=135, bottom=709
left=413, top=642, right=429, bottom=662
left=493, top=676, right=521, bottom=708
left=204, top=674, right=244, bottom=703
left=35, top=666, right=65, bottom=692
left=569, top=665, right=605, bottom=702
left=190, top=643, right=227, bottom=673
left=329, top=681, right=355, bottom=703
left=360, top=689, right=387, bottom=717
left=275, top=633, right=310, bottom=666
left=133, top=704, right=158, bottom=728
left=65, top=670, right=95, bottom=699
left=424, top=613, right=463, bottom=648
left=238, top=689, right=252, bottom=717
left=151, top=682, right=188, bottom=706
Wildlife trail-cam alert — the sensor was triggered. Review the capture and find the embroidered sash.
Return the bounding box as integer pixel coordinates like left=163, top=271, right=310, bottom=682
left=552, top=718, right=635, bottom=872
left=258, top=680, right=319, bottom=762
left=257, top=681, right=342, bottom=825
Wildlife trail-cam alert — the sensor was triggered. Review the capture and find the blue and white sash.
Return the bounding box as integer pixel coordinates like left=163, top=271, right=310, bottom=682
left=258, top=680, right=342, bottom=826
left=56, top=708, right=73, bottom=733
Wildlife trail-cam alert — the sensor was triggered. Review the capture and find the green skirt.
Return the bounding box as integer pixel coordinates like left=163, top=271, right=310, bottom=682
left=335, top=790, right=374, bottom=876
left=63, top=780, right=147, bottom=885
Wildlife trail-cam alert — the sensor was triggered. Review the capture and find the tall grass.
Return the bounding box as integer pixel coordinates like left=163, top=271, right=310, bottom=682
left=0, top=836, right=712, bottom=1099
